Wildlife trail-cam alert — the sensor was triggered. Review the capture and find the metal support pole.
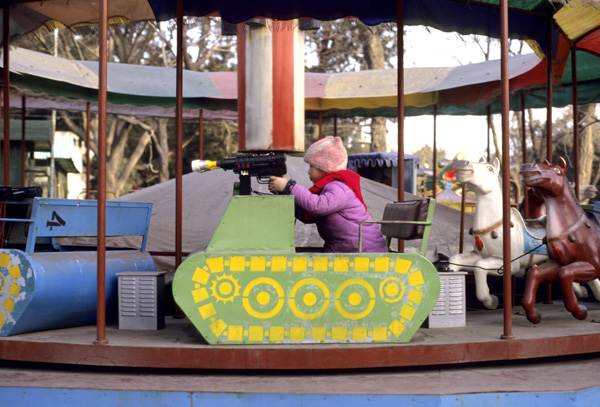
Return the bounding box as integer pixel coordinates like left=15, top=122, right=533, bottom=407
left=500, top=0, right=514, bottom=340
left=3, top=1, right=9, bottom=185
left=432, top=105, right=437, bottom=199
left=397, top=1, right=404, bottom=203
left=49, top=29, right=58, bottom=198
left=459, top=184, right=466, bottom=254
left=20, top=96, right=25, bottom=187
left=95, top=0, right=108, bottom=345
left=333, top=116, right=337, bottom=138
left=486, top=106, right=491, bottom=163
left=521, top=90, right=528, bottom=215
left=86, top=102, right=91, bottom=200
left=544, top=19, right=554, bottom=305
left=198, top=109, right=204, bottom=160
left=572, top=47, right=579, bottom=201
left=546, top=20, right=553, bottom=162
left=318, top=111, right=323, bottom=139
left=175, top=0, right=183, bottom=268
left=236, top=24, right=246, bottom=151
left=397, top=0, right=405, bottom=253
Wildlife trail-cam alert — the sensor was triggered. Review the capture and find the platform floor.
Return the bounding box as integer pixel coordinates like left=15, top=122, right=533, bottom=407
left=1, top=301, right=600, bottom=372
left=1, top=353, right=600, bottom=396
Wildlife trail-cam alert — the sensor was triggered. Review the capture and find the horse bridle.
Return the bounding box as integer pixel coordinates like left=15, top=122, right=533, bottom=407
left=546, top=212, right=590, bottom=244
left=472, top=218, right=504, bottom=237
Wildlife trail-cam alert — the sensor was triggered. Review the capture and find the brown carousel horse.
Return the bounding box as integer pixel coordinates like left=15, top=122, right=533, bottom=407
left=520, top=158, right=600, bottom=324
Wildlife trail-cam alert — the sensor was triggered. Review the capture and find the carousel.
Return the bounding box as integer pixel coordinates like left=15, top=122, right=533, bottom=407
left=2, top=0, right=600, bottom=405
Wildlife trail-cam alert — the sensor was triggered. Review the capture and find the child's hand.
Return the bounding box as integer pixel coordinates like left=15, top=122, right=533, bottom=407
left=269, top=176, right=288, bottom=193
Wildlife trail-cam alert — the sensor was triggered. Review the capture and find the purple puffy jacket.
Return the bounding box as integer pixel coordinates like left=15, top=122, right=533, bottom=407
left=291, top=181, right=388, bottom=253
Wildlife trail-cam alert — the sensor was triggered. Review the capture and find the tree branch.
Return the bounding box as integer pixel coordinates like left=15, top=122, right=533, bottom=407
left=116, top=131, right=152, bottom=194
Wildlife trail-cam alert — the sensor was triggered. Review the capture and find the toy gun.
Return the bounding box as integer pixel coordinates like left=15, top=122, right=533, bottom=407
left=191, top=152, right=287, bottom=195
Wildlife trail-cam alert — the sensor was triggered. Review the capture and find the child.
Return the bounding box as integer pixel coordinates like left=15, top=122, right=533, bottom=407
left=269, top=136, right=388, bottom=253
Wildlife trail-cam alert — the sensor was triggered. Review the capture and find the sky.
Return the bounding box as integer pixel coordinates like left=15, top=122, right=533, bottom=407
left=385, top=26, right=538, bottom=162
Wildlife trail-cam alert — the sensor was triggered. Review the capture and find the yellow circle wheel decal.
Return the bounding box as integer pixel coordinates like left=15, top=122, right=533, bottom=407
left=210, top=274, right=241, bottom=303
left=242, top=277, right=285, bottom=319
left=335, top=279, right=376, bottom=320
left=289, top=278, right=330, bottom=320
left=380, top=277, right=405, bottom=303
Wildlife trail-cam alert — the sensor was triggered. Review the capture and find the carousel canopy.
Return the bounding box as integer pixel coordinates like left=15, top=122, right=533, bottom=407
left=0, top=0, right=558, bottom=56
left=0, top=47, right=553, bottom=118
left=4, top=45, right=600, bottom=119
left=2, top=2, right=600, bottom=119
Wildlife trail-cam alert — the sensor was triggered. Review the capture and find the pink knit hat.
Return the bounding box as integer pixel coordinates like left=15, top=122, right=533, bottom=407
left=304, top=136, right=348, bottom=173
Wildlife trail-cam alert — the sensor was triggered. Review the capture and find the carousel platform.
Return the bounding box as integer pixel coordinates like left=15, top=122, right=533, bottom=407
left=1, top=300, right=600, bottom=371
left=2, top=302, right=600, bottom=406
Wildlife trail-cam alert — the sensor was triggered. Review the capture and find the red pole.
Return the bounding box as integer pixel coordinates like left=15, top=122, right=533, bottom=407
left=572, top=47, right=579, bottom=201
left=396, top=0, right=404, bottom=253
left=397, top=0, right=405, bottom=253
left=397, top=0, right=404, bottom=203
left=0, top=91, right=2, bottom=184
left=521, top=90, right=529, bottom=215
left=175, top=0, right=183, bottom=268
left=21, top=96, right=25, bottom=187
left=546, top=21, right=553, bottom=161
left=486, top=106, right=491, bottom=162
left=237, top=24, right=246, bottom=151
left=459, top=184, right=466, bottom=254
left=544, top=40, right=557, bottom=302
left=198, top=109, right=204, bottom=160
left=271, top=20, right=296, bottom=150
left=432, top=105, right=437, bottom=199
left=86, top=102, right=91, bottom=200
left=500, top=0, right=514, bottom=340
left=95, top=0, right=108, bottom=345
left=318, top=111, right=323, bottom=139
left=3, top=1, right=10, bottom=185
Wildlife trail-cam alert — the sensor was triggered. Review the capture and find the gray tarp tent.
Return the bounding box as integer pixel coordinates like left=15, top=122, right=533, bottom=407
left=109, top=156, right=473, bottom=275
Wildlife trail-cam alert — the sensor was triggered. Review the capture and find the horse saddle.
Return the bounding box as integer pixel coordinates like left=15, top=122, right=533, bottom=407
left=513, top=208, right=547, bottom=254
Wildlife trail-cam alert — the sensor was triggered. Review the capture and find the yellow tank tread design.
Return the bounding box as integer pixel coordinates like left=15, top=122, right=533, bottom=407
left=0, top=251, right=30, bottom=336
left=173, top=252, right=440, bottom=344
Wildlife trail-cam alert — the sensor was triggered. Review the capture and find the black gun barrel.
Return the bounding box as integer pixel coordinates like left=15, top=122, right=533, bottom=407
left=217, top=153, right=286, bottom=176
left=192, top=153, right=286, bottom=177
left=191, top=153, right=287, bottom=195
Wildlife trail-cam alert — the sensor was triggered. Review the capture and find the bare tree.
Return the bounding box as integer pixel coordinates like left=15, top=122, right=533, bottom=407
left=304, top=20, right=397, bottom=151
left=13, top=19, right=237, bottom=196
left=360, top=27, right=387, bottom=152
left=578, top=104, right=597, bottom=190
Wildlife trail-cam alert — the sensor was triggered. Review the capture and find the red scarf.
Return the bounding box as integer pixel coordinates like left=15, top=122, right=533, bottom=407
left=309, top=170, right=367, bottom=211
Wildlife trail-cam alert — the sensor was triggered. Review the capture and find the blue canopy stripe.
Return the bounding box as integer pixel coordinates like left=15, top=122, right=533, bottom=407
left=147, top=0, right=555, bottom=52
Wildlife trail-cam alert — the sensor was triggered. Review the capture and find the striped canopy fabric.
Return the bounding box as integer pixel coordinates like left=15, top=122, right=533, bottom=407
left=1, top=47, right=548, bottom=118
left=2, top=0, right=555, bottom=52
left=2, top=1, right=600, bottom=119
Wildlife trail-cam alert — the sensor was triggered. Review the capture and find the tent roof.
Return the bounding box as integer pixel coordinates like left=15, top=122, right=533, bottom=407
left=554, top=4, right=600, bottom=45
left=109, top=156, right=472, bottom=273
left=435, top=186, right=462, bottom=201
left=348, top=152, right=420, bottom=169
left=0, top=1, right=155, bottom=40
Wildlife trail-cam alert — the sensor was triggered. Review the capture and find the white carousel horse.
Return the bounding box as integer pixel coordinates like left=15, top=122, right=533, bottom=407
left=448, top=157, right=600, bottom=309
